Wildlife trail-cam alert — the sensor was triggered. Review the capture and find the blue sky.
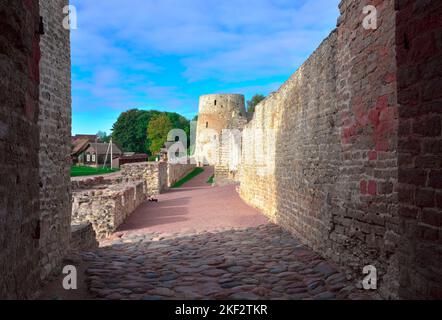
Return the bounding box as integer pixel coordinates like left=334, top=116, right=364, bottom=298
left=71, top=0, right=340, bottom=134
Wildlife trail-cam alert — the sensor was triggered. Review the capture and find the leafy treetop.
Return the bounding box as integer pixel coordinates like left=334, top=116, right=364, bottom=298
left=246, top=94, right=266, bottom=113
left=111, top=109, right=189, bottom=155
left=147, top=113, right=173, bottom=155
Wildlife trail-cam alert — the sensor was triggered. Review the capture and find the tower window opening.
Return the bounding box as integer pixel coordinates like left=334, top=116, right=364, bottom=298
left=206, top=122, right=208, bottom=128
left=214, top=100, right=217, bottom=106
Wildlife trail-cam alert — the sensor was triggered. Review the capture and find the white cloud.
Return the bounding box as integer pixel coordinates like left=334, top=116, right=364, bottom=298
left=70, top=0, right=340, bottom=121
left=71, top=0, right=339, bottom=80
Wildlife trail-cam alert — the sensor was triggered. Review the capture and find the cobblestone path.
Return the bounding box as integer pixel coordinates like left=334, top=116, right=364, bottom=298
left=83, top=224, right=372, bottom=300
left=79, top=167, right=373, bottom=300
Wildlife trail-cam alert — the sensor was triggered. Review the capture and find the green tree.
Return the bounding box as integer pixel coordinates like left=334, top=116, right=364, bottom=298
left=147, top=114, right=173, bottom=155
left=111, top=109, right=161, bottom=154
left=247, top=94, right=266, bottom=113
left=166, top=112, right=190, bottom=143
left=140, top=110, right=162, bottom=153
left=112, top=109, right=140, bottom=152
left=111, top=109, right=190, bottom=155
left=97, top=131, right=111, bottom=143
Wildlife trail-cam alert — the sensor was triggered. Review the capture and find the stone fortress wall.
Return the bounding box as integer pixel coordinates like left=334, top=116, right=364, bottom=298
left=0, top=0, right=43, bottom=299
left=240, top=0, right=400, bottom=298
left=395, top=0, right=442, bottom=299
left=1, top=0, right=96, bottom=298
left=38, top=0, right=72, bottom=281
left=201, top=0, right=442, bottom=299
left=1, top=0, right=440, bottom=300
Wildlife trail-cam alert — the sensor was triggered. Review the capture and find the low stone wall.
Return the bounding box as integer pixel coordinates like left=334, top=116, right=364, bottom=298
left=70, top=162, right=196, bottom=242
left=121, top=162, right=196, bottom=192
left=167, top=163, right=196, bottom=187
left=71, top=175, right=122, bottom=191
left=121, top=162, right=168, bottom=195
left=70, top=223, right=98, bottom=251
left=72, top=180, right=146, bottom=240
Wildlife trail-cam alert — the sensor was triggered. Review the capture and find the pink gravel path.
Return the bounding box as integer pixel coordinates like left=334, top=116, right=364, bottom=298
left=115, top=166, right=269, bottom=236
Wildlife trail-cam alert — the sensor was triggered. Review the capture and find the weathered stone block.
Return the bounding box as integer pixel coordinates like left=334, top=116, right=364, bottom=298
left=71, top=223, right=99, bottom=251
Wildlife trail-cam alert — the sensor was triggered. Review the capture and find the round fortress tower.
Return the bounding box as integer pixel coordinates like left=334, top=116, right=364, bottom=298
left=195, top=94, right=248, bottom=166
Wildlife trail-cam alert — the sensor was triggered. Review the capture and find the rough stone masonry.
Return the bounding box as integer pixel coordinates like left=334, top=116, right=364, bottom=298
left=195, top=94, right=248, bottom=168
left=240, top=0, right=400, bottom=298
left=38, top=0, right=72, bottom=281
left=0, top=0, right=72, bottom=298
left=396, top=0, right=442, bottom=299
left=0, top=0, right=441, bottom=300
left=237, top=0, right=442, bottom=299
left=0, top=0, right=42, bottom=299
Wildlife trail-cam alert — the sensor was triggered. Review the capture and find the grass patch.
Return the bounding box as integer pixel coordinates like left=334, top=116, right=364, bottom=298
left=171, top=167, right=204, bottom=188
left=71, top=166, right=120, bottom=177
left=207, top=175, right=214, bottom=184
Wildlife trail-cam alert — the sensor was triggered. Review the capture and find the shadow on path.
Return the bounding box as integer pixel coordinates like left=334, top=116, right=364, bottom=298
left=84, top=224, right=375, bottom=300
left=115, top=166, right=268, bottom=236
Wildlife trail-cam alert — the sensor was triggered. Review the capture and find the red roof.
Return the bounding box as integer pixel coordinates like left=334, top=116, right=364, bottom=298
left=120, top=153, right=148, bottom=160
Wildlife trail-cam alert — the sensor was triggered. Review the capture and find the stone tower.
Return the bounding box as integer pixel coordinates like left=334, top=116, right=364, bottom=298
left=195, top=94, right=247, bottom=166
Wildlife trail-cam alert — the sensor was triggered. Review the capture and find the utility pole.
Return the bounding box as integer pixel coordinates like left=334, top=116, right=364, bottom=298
left=110, top=137, right=113, bottom=169
left=103, top=140, right=111, bottom=169
left=95, top=136, right=98, bottom=168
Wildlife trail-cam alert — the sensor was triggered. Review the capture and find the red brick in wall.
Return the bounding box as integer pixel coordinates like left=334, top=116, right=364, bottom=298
left=396, top=0, right=442, bottom=299
left=0, top=1, right=42, bottom=299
